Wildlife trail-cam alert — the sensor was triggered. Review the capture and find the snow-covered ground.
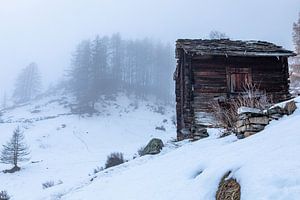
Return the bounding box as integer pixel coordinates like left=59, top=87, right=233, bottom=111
left=1, top=95, right=300, bottom=200
left=0, top=94, right=176, bottom=200
left=60, top=98, right=300, bottom=200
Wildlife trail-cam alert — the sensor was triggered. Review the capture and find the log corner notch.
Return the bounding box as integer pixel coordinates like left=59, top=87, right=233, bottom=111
left=174, top=39, right=296, bottom=140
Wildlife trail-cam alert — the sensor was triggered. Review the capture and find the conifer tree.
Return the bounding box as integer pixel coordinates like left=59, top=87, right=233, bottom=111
left=13, top=62, right=41, bottom=104
left=0, top=127, right=30, bottom=173
left=69, top=40, right=93, bottom=113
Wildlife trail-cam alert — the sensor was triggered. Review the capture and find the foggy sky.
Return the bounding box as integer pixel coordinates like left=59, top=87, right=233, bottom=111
left=0, top=0, right=299, bottom=98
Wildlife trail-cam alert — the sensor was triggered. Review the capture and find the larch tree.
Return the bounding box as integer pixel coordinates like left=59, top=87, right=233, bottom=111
left=0, top=127, right=30, bottom=173
left=13, top=62, right=41, bottom=104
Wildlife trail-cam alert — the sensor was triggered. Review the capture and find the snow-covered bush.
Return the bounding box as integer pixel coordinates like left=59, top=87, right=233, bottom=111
left=0, top=190, right=10, bottom=200
left=104, top=152, right=124, bottom=169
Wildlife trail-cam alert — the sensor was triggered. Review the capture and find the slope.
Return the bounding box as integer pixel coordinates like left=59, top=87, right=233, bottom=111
left=0, top=94, right=176, bottom=200
left=59, top=98, right=300, bottom=200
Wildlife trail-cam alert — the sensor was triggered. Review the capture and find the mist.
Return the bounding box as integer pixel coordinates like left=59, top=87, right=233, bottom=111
left=0, top=0, right=299, bottom=98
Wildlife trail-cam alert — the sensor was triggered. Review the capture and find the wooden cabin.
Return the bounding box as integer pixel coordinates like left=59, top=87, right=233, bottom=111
left=174, top=39, right=295, bottom=140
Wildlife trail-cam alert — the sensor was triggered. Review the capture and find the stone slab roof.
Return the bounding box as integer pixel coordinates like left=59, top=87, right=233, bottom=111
left=176, top=39, right=296, bottom=57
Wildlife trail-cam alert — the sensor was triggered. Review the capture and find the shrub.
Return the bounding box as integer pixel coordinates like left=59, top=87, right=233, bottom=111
left=93, top=166, right=103, bottom=174
left=212, top=83, right=271, bottom=131
left=42, top=181, right=55, bottom=189
left=155, top=125, right=166, bottom=131
left=0, top=190, right=10, bottom=200
left=216, top=172, right=240, bottom=200
left=105, top=152, right=124, bottom=169
left=137, top=146, right=146, bottom=157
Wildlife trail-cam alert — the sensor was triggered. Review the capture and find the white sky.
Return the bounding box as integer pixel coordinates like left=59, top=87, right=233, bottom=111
left=0, top=0, right=299, bottom=97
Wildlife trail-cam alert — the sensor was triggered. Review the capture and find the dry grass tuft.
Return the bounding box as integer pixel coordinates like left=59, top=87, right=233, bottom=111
left=216, top=172, right=241, bottom=200
left=212, top=83, right=271, bottom=131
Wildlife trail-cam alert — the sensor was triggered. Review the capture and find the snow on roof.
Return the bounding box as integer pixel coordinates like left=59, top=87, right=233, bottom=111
left=176, top=39, right=296, bottom=57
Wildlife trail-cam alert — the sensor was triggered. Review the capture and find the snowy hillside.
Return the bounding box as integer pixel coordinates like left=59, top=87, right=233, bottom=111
left=0, top=94, right=176, bottom=200
left=1, top=95, right=300, bottom=200
left=56, top=98, right=300, bottom=200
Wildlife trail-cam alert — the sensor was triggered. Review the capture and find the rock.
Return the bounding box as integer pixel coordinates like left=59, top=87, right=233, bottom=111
left=236, top=134, right=245, bottom=139
left=236, top=116, right=269, bottom=128
left=238, top=112, right=264, bottom=120
left=238, top=113, right=251, bottom=120
left=194, top=127, right=207, bottom=134
left=192, top=136, right=202, bottom=141
left=193, top=127, right=209, bottom=139
left=180, top=128, right=191, bottom=136
left=237, top=107, right=262, bottom=115
left=244, top=131, right=257, bottom=137
left=140, top=138, right=164, bottom=156
left=236, top=120, right=246, bottom=128
left=284, top=101, right=297, bottom=115
left=249, top=116, right=269, bottom=125
left=269, top=113, right=283, bottom=120
left=155, top=125, right=166, bottom=131
left=267, top=106, right=285, bottom=116
left=237, top=124, right=265, bottom=133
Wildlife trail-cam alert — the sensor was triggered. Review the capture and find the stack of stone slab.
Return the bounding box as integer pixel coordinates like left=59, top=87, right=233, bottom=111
left=236, top=100, right=297, bottom=138
left=236, top=107, right=269, bottom=138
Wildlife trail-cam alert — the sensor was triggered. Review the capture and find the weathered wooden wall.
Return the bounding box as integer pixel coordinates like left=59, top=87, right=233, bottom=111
left=175, top=49, right=195, bottom=140
left=175, top=54, right=290, bottom=139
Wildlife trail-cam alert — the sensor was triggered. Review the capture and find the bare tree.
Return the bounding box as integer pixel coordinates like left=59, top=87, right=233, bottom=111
left=0, top=127, right=30, bottom=173
left=293, top=12, right=300, bottom=54
left=290, top=13, right=300, bottom=94
left=209, top=30, right=229, bottom=39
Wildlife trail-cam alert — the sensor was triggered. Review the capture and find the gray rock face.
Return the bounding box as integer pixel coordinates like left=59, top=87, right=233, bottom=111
left=140, top=138, right=164, bottom=156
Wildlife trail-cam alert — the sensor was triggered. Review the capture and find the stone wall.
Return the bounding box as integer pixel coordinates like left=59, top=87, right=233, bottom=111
left=236, top=100, right=297, bottom=138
